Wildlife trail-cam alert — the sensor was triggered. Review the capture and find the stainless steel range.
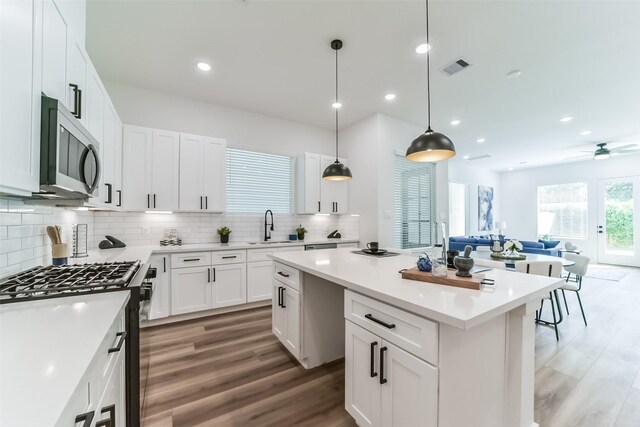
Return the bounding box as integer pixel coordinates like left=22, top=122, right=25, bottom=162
left=0, top=260, right=151, bottom=426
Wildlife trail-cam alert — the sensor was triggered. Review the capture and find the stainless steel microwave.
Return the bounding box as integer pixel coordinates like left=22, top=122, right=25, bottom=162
left=37, top=96, right=101, bottom=200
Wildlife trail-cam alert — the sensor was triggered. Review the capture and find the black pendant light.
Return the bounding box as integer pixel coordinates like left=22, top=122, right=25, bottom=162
left=323, top=39, right=353, bottom=181
left=406, top=0, right=456, bottom=162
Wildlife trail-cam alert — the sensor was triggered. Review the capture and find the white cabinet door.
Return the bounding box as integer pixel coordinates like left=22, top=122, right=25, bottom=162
left=345, top=321, right=382, bottom=427
left=380, top=340, right=438, bottom=427
left=296, top=153, right=321, bottom=214
left=282, top=285, right=300, bottom=358
left=272, top=281, right=286, bottom=341
left=149, top=255, right=171, bottom=320
left=0, top=0, right=42, bottom=197
left=114, top=117, right=123, bottom=208
left=334, top=158, right=349, bottom=213
left=320, top=155, right=349, bottom=214
left=86, top=65, right=105, bottom=144
left=151, top=129, right=179, bottom=211
left=92, top=100, right=116, bottom=206
left=66, top=36, right=88, bottom=126
left=41, top=0, right=68, bottom=108
left=202, top=137, right=226, bottom=212
left=178, top=133, right=204, bottom=211
left=171, top=266, right=211, bottom=315
left=247, top=261, right=273, bottom=302
left=122, top=125, right=152, bottom=211
left=212, top=263, right=246, bottom=308
left=94, top=346, right=126, bottom=427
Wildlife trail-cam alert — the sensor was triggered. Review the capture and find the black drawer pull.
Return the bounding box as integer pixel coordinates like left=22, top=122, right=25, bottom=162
left=222, top=256, right=237, bottom=259
left=370, top=341, right=378, bottom=378
left=105, top=183, right=112, bottom=204
left=116, top=190, right=122, bottom=207
left=108, top=331, right=127, bottom=353
left=380, top=346, right=388, bottom=384
left=365, top=314, right=396, bottom=329
left=281, top=287, right=286, bottom=308
left=212, top=267, right=216, bottom=282
left=200, top=196, right=203, bottom=210
left=75, top=410, right=95, bottom=427
left=207, top=268, right=211, bottom=283
left=183, top=258, right=200, bottom=262
left=277, top=286, right=282, bottom=307
left=96, top=404, right=115, bottom=427
left=277, top=271, right=290, bottom=278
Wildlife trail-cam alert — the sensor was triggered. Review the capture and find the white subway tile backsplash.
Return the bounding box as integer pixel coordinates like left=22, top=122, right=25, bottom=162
left=0, top=213, right=22, bottom=226
left=0, top=239, right=22, bottom=255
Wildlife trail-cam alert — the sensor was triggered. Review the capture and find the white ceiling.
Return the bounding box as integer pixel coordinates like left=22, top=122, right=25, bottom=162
left=86, top=0, right=640, bottom=171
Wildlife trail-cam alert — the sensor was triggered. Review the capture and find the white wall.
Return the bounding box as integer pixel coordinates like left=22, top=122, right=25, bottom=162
left=499, top=154, right=640, bottom=261
left=105, top=81, right=335, bottom=157
left=449, top=161, right=501, bottom=236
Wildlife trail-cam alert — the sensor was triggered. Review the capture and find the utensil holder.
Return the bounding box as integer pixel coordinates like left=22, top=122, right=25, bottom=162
left=52, top=243, right=68, bottom=265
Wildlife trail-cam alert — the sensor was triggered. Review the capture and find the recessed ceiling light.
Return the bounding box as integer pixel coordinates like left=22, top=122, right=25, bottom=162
left=450, top=120, right=461, bottom=126
left=476, top=138, right=486, bottom=143
left=560, top=116, right=574, bottom=122
left=384, top=93, right=396, bottom=101
left=196, top=62, right=211, bottom=71
left=415, top=43, right=431, bottom=54
left=506, top=69, right=522, bottom=79
left=519, top=161, right=527, bottom=165
left=463, top=155, right=470, bottom=160
left=508, top=167, right=514, bottom=171
left=332, top=102, right=342, bottom=109
left=580, top=130, right=592, bottom=135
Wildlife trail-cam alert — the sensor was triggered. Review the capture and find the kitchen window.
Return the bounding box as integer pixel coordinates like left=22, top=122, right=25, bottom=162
left=226, top=148, right=292, bottom=214
left=449, top=182, right=467, bottom=236
left=537, top=182, right=588, bottom=238
left=394, top=154, right=436, bottom=249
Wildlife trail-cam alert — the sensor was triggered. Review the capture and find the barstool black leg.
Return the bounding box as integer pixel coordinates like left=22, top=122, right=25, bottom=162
left=575, top=291, right=587, bottom=326
left=562, top=289, right=569, bottom=314
left=550, top=292, right=559, bottom=341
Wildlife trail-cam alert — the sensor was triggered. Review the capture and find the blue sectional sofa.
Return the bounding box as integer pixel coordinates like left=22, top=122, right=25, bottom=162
left=448, top=236, right=561, bottom=257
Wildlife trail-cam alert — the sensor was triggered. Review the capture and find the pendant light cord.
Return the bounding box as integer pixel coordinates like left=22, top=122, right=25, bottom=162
left=335, top=47, right=339, bottom=161
left=425, top=0, right=432, bottom=131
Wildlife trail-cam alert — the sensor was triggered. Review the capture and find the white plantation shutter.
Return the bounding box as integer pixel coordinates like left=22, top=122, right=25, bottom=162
left=226, top=148, right=292, bottom=214
left=394, top=155, right=436, bottom=249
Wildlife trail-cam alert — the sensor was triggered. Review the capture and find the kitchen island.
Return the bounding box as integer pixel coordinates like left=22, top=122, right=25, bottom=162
left=269, top=248, right=563, bottom=427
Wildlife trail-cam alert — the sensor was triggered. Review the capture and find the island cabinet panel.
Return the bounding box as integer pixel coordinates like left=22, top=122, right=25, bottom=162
left=272, top=280, right=300, bottom=359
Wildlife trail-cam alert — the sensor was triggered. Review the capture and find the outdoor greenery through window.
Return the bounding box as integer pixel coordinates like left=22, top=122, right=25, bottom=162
left=605, top=181, right=634, bottom=253
left=394, top=154, right=436, bottom=249
left=537, top=182, right=587, bottom=238
left=226, top=148, right=292, bottom=214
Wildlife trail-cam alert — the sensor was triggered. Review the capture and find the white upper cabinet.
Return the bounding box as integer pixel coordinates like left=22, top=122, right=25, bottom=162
left=0, top=0, right=42, bottom=197
left=65, top=36, right=88, bottom=127
left=86, top=64, right=105, bottom=143
left=122, top=126, right=179, bottom=212
left=178, top=134, right=227, bottom=212
left=296, top=153, right=349, bottom=214
left=41, top=0, right=68, bottom=109
left=114, top=116, right=123, bottom=208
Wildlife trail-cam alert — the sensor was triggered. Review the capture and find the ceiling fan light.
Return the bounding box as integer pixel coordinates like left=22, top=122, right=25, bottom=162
left=322, top=160, right=352, bottom=180
left=594, top=153, right=610, bottom=160
left=406, top=130, right=456, bottom=162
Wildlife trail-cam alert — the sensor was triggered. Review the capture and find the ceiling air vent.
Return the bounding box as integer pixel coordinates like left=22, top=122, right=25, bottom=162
left=467, top=154, right=491, bottom=161
left=441, top=58, right=471, bottom=76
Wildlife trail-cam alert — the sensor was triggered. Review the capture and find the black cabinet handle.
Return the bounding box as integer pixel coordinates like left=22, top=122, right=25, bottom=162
left=95, top=405, right=115, bottom=427
left=212, top=267, right=216, bottom=282
left=153, top=194, right=156, bottom=208
left=205, top=196, right=208, bottom=210
left=183, top=258, right=200, bottom=262
left=336, top=202, right=338, bottom=212
left=380, top=346, right=388, bottom=384
left=277, top=286, right=282, bottom=307
left=370, top=341, right=378, bottom=378
left=318, top=201, right=320, bottom=212
left=222, top=255, right=237, bottom=259
left=69, top=83, right=81, bottom=118
left=108, top=331, right=127, bottom=353
left=200, top=196, right=203, bottom=210
left=281, top=287, right=286, bottom=308
left=207, top=267, right=211, bottom=283
left=105, top=183, right=112, bottom=204
left=116, top=190, right=122, bottom=207
left=147, top=194, right=150, bottom=209
left=365, top=313, right=396, bottom=329
left=277, top=271, right=290, bottom=278
left=75, top=410, right=95, bottom=427
left=163, top=257, right=166, bottom=273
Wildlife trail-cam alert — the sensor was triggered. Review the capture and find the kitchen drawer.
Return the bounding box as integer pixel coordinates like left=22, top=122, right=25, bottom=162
left=273, top=261, right=300, bottom=291
left=344, top=290, right=438, bottom=365
left=277, top=245, right=305, bottom=252
left=171, top=252, right=211, bottom=268
left=211, top=250, right=247, bottom=265
left=247, top=248, right=277, bottom=262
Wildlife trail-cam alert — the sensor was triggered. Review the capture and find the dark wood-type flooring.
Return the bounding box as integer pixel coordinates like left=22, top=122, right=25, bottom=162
left=141, top=265, right=640, bottom=426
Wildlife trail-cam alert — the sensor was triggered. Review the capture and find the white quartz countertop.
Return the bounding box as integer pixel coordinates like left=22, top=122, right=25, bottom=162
left=270, top=248, right=564, bottom=329
left=69, top=238, right=359, bottom=265
left=0, top=292, right=130, bottom=427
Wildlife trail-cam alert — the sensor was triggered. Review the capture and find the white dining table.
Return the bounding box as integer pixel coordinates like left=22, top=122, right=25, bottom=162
left=470, top=251, right=575, bottom=267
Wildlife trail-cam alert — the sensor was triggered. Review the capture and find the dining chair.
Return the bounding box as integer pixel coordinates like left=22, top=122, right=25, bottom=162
left=561, top=253, right=589, bottom=326
left=476, top=246, right=492, bottom=252
left=474, top=259, right=506, bottom=270
left=515, top=260, right=563, bottom=341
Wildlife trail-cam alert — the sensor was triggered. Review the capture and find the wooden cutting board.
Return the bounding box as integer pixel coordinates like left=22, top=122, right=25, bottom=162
left=401, top=267, right=484, bottom=290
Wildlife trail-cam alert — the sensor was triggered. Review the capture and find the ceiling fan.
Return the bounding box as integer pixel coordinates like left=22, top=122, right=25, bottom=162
left=564, top=142, right=640, bottom=161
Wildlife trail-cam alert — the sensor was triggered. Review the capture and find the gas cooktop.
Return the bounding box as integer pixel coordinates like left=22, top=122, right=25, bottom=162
left=0, top=261, right=141, bottom=303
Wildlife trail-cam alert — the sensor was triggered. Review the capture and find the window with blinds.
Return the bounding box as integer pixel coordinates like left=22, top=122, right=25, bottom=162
left=394, top=155, right=436, bottom=249
left=226, top=148, right=292, bottom=214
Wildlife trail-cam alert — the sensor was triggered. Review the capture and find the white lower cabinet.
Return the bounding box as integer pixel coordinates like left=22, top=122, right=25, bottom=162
left=171, top=266, right=212, bottom=315
left=247, top=261, right=273, bottom=302
left=149, top=255, right=171, bottom=320
left=345, top=320, right=438, bottom=427
left=272, top=280, right=301, bottom=358
left=93, top=343, right=126, bottom=427
left=212, top=263, right=247, bottom=308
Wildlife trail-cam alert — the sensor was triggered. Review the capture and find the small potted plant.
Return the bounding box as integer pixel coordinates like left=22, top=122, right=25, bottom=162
left=296, top=225, right=307, bottom=241
left=217, top=226, right=231, bottom=244
left=504, top=239, right=523, bottom=256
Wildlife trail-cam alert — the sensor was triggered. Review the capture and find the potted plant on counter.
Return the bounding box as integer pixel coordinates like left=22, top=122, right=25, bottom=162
left=217, top=226, right=231, bottom=244
left=296, top=225, right=307, bottom=241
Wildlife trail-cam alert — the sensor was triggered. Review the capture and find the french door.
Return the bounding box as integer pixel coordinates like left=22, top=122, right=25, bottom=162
left=597, top=176, right=640, bottom=266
